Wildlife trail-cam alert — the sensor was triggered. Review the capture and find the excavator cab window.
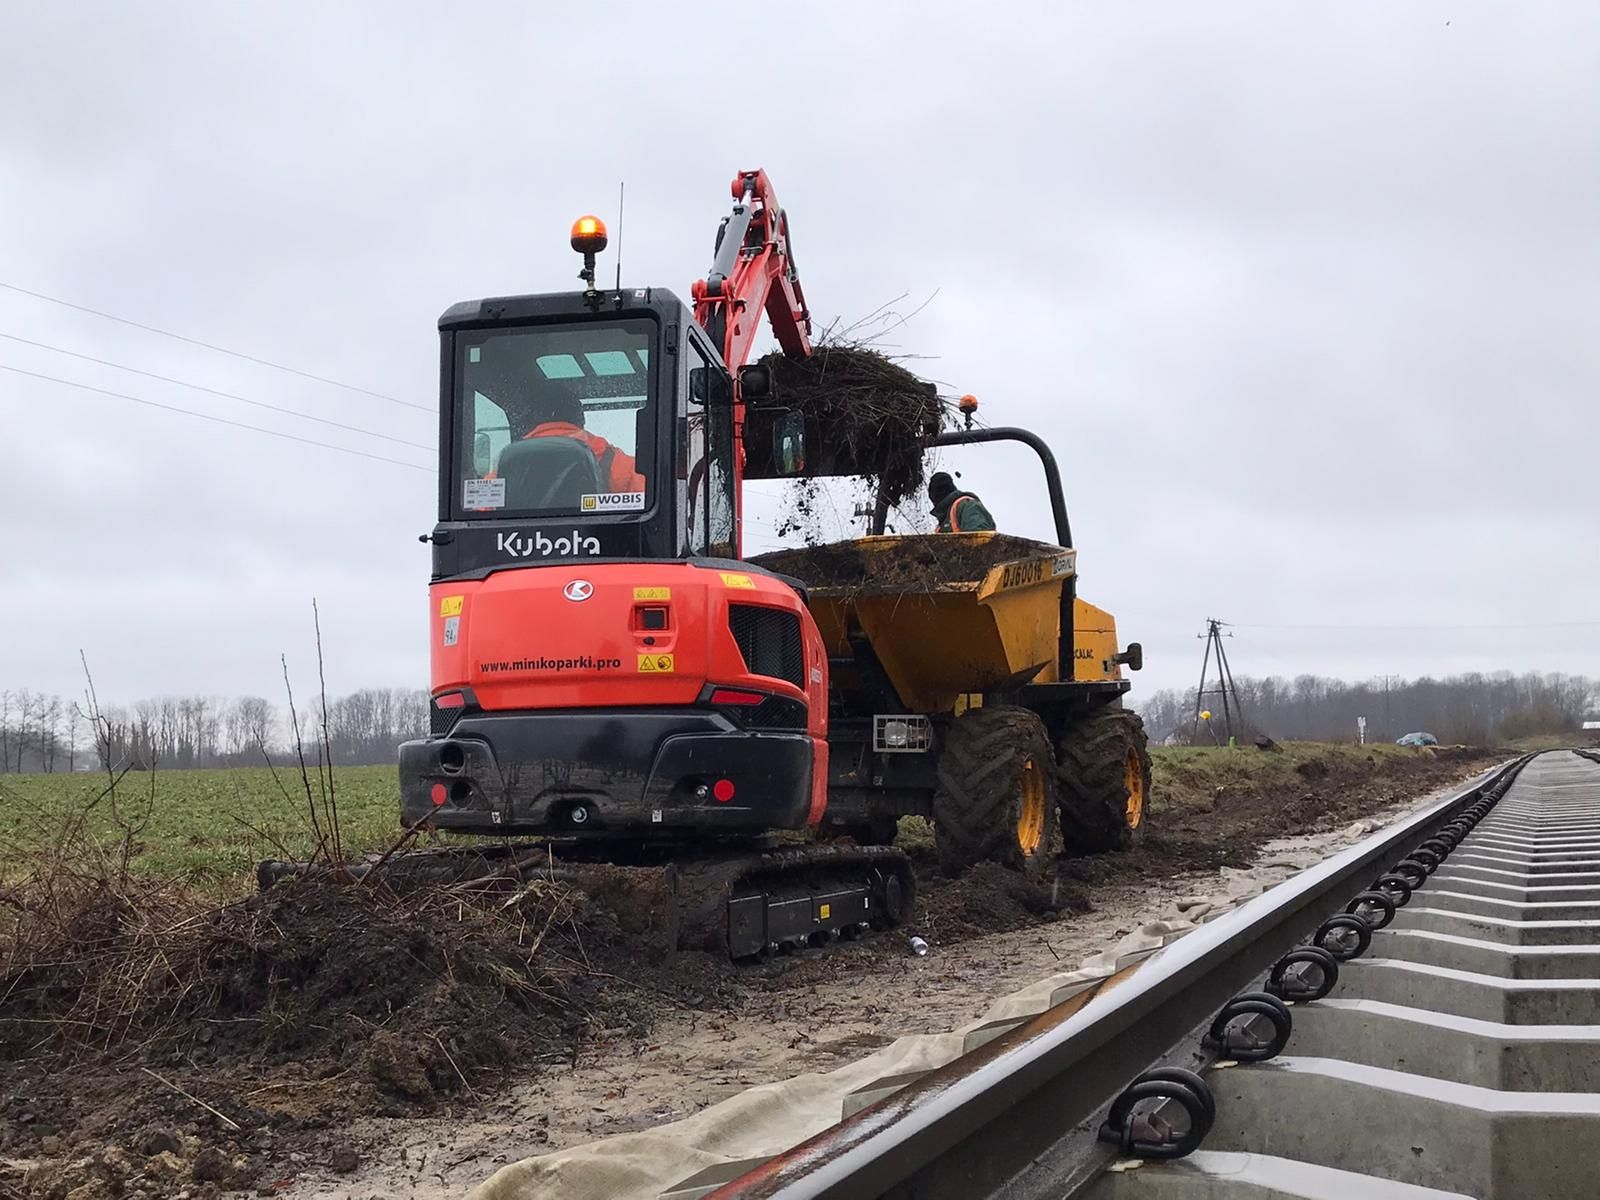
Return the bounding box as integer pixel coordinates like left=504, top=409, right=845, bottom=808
left=452, top=320, right=655, bottom=518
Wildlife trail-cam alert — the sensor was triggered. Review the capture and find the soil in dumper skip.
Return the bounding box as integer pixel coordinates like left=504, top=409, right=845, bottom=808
left=0, top=745, right=1499, bottom=1197
left=752, top=533, right=1060, bottom=594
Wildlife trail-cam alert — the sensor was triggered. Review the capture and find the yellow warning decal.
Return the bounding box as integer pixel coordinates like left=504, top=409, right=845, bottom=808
left=439, top=595, right=464, bottom=617
left=637, top=653, right=675, bottom=673
left=819, top=903, right=831, bottom=920
left=720, top=572, right=756, bottom=589
left=633, top=586, right=671, bottom=601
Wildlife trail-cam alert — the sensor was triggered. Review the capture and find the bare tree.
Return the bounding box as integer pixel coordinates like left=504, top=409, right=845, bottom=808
left=1141, top=670, right=1598, bottom=746
left=40, top=697, right=61, bottom=772
left=13, top=689, right=34, bottom=772
left=66, top=702, right=81, bottom=772
left=5, top=682, right=427, bottom=770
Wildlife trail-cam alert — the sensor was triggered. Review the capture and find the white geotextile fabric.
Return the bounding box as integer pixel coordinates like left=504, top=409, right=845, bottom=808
left=467, top=927, right=1176, bottom=1200
left=469, top=860, right=1321, bottom=1200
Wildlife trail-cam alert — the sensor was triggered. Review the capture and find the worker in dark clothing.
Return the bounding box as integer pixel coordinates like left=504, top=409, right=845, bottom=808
left=928, top=471, right=996, bottom=533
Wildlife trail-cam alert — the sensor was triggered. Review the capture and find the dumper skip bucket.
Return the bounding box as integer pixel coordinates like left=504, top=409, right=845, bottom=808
left=759, top=533, right=1077, bottom=713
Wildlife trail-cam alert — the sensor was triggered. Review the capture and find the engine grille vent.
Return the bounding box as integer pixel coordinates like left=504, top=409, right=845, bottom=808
left=430, top=703, right=459, bottom=737
left=728, top=604, right=804, bottom=689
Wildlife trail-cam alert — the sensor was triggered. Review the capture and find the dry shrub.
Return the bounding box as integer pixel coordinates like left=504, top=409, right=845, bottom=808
left=0, top=778, right=211, bottom=1058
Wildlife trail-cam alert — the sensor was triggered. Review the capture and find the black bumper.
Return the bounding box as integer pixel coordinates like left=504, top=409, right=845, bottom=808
left=399, top=708, right=814, bottom=835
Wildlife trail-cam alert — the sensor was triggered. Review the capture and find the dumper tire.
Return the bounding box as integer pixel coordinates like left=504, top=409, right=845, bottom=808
left=933, top=706, right=1061, bottom=878
left=1056, top=707, right=1152, bottom=854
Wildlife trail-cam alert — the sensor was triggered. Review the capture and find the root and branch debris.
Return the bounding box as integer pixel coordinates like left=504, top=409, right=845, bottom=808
left=748, top=343, right=946, bottom=509
left=0, top=805, right=714, bottom=1198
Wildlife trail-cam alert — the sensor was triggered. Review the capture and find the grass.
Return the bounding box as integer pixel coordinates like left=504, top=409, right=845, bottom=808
left=0, top=739, right=1529, bottom=888
left=1502, top=733, right=1586, bottom=753
left=0, top=765, right=403, bottom=890
left=1149, top=741, right=1492, bottom=813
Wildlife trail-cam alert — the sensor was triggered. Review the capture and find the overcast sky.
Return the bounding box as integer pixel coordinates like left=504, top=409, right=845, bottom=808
left=2, top=2, right=1597, bottom=709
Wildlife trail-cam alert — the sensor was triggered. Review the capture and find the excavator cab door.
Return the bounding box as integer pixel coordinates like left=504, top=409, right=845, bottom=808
left=682, top=332, right=737, bottom=558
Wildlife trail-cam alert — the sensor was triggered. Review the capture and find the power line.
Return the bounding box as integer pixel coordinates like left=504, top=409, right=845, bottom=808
left=1116, top=609, right=1600, bottom=633
left=0, top=362, right=432, bottom=473
left=0, top=331, right=434, bottom=452
left=0, top=280, right=429, bottom=412
left=1235, top=620, right=1600, bottom=632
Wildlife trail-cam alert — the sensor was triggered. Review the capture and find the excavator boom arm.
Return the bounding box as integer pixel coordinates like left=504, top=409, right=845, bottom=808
left=691, top=169, right=813, bottom=370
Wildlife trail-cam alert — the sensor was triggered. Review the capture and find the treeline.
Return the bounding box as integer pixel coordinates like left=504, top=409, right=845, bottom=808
left=1140, top=671, right=1597, bottom=746
left=0, top=687, right=429, bottom=773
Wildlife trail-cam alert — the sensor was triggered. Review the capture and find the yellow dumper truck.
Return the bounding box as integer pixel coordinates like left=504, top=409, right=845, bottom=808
left=753, top=426, right=1150, bottom=878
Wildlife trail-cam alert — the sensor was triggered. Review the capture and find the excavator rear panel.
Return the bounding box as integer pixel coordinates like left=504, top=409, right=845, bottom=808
left=405, top=559, right=827, bottom=837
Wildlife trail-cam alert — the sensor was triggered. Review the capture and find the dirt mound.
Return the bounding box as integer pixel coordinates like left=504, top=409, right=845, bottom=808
left=746, top=345, right=943, bottom=507
left=754, top=533, right=1060, bottom=594
left=909, top=861, right=1092, bottom=943
left=1141, top=746, right=1498, bottom=873
left=0, top=857, right=707, bottom=1197
left=2, top=877, right=625, bottom=1083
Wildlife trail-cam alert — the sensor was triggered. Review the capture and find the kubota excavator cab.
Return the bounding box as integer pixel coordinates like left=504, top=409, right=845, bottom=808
left=400, top=286, right=829, bottom=841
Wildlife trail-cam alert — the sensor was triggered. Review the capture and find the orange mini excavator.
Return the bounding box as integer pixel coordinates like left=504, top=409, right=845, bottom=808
left=399, top=171, right=917, bottom=956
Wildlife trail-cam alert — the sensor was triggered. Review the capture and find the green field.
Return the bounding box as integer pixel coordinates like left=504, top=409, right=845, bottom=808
left=0, top=764, right=403, bottom=889
left=0, top=741, right=1504, bottom=888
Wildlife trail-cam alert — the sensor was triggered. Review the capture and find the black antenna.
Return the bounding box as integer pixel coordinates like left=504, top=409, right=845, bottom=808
left=614, top=181, right=625, bottom=293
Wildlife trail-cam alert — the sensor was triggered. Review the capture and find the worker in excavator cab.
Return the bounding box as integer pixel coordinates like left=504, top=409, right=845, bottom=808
left=928, top=471, right=996, bottom=533
left=515, top=384, right=645, bottom=493
left=479, top=379, right=647, bottom=511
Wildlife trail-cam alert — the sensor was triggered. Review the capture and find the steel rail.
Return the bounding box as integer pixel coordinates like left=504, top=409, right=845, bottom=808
left=709, top=755, right=1530, bottom=1200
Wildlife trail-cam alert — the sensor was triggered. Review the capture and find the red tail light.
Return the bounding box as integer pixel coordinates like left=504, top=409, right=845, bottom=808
left=709, top=688, right=766, bottom=706
left=434, top=692, right=466, bottom=709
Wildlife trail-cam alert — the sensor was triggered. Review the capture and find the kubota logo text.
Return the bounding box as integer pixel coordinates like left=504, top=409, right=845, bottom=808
left=496, top=530, right=601, bottom=558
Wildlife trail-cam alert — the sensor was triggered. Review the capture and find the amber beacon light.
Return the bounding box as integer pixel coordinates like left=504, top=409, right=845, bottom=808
left=570, top=214, right=609, bottom=254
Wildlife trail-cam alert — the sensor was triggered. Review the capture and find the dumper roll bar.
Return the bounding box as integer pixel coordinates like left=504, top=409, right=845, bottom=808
left=883, top=426, right=1077, bottom=682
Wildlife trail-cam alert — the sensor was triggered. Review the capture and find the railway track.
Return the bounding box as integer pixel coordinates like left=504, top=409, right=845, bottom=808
left=688, top=750, right=1600, bottom=1200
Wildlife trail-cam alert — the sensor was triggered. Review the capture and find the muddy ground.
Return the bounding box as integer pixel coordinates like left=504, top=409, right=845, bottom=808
left=0, top=747, right=1501, bottom=1199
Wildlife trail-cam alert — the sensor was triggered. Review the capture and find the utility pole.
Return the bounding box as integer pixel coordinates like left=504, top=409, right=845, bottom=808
left=1192, top=618, right=1247, bottom=746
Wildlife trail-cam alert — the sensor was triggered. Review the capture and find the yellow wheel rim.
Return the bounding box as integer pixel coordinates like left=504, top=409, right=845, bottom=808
left=1017, top=756, right=1047, bottom=856
left=1125, top=749, right=1145, bottom=829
